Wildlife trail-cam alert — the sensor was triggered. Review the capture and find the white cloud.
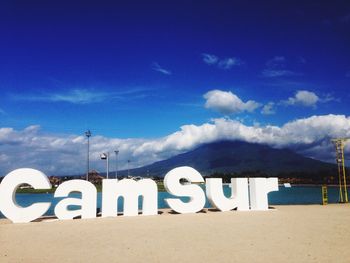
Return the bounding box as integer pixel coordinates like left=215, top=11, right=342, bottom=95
left=284, top=90, right=319, bottom=107
left=12, top=88, right=154, bottom=104
left=1, top=114, right=349, bottom=176
left=13, top=89, right=111, bottom=104
left=0, top=125, right=148, bottom=176
left=50, top=89, right=110, bottom=104
left=320, top=94, right=336, bottom=103
left=202, top=53, right=219, bottom=65
left=218, top=57, right=242, bottom=69
left=262, top=56, right=302, bottom=78
left=152, top=62, right=172, bottom=75
left=261, top=102, right=275, bottom=115
left=262, top=69, right=301, bottom=78
left=202, top=53, right=243, bottom=69
left=203, top=90, right=261, bottom=114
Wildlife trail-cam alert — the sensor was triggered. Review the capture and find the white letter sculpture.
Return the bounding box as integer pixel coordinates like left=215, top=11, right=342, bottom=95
left=54, top=180, right=97, bottom=220
left=102, top=179, right=158, bottom=217
left=0, top=168, right=51, bottom=223
left=0, top=167, right=280, bottom=223
left=206, top=178, right=249, bottom=211
left=249, top=178, right=279, bottom=210
left=164, top=166, right=205, bottom=214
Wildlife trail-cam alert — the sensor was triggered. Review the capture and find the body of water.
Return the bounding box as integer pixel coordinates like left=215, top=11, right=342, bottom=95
left=0, top=185, right=345, bottom=218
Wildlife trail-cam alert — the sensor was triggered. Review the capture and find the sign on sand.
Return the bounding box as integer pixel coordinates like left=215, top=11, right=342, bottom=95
left=0, top=167, right=278, bottom=223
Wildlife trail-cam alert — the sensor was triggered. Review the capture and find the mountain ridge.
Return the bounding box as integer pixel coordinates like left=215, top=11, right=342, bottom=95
left=118, top=140, right=337, bottom=179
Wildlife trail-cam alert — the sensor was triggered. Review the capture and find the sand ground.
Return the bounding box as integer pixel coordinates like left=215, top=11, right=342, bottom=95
left=1, top=204, right=350, bottom=263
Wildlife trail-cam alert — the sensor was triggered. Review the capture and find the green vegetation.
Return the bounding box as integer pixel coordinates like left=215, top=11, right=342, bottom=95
left=157, top=182, right=166, bottom=192
left=15, top=182, right=167, bottom=194
left=16, top=188, right=57, bottom=194
left=206, top=170, right=340, bottom=184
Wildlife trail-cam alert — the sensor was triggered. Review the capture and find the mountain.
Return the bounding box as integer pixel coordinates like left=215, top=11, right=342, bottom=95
left=120, top=140, right=337, bottom=179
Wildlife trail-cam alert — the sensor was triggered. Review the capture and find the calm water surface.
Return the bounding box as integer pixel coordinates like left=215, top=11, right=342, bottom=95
left=0, top=185, right=345, bottom=218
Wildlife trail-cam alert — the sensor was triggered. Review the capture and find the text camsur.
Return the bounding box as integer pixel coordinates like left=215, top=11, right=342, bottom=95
left=0, top=166, right=278, bottom=223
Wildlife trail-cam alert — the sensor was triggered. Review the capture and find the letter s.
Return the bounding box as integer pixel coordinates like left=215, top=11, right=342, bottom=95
left=164, top=166, right=205, bottom=214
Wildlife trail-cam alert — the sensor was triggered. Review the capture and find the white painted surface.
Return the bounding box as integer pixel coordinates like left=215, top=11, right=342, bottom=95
left=54, top=180, right=97, bottom=220
left=164, top=166, right=206, bottom=214
left=249, top=178, right=279, bottom=210
left=102, top=178, right=158, bottom=217
left=0, top=168, right=51, bottom=223
left=206, top=178, right=249, bottom=211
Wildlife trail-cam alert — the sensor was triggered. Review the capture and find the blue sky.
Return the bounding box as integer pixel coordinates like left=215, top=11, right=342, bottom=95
left=0, top=1, right=350, bottom=175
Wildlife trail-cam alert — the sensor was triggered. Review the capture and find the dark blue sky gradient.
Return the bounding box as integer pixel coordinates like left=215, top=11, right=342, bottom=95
left=0, top=1, right=349, bottom=137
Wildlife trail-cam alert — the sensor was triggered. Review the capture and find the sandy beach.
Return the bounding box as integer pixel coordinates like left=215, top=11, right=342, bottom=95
left=1, top=204, right=350, bottom=263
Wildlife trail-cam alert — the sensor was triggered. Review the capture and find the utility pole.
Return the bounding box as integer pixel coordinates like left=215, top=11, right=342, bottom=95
left=114, top=150, right=119, bottom=179
left=127, top=160, right=130, bottom=177
left=100, top=152, right=109, bottom=179
left=85, top=130, right=92, bottom=181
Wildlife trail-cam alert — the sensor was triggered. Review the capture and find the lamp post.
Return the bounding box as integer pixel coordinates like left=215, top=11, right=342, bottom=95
left=127, top=160, right=130, bottom=177
left=100, top=152, right=109, bottom=179
left=85, top=130, right=92, bottom=181
left=114, top=150, right=119, bottom=179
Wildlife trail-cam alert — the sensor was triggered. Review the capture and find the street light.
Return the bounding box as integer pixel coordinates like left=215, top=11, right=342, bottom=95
left=100, top=152, right=109, bottom=179
left=114, top=150, right=119, bottom=179
left=127, top=160, right=130, bottom=177
left=85, top=130, right=92, bottom=181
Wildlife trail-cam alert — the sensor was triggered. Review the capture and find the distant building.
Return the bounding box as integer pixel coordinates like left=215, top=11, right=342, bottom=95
left=61, top=176, right=75, bottom=182
left=49, top=176, right=62, bottom=187
left=88, top=170, right=104, bottom=185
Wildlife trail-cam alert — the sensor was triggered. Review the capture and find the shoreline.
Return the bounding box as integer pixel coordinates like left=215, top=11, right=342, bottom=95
left=13, top=183, right=345, bottom=194
left=1, top=204, right=350, bottom=262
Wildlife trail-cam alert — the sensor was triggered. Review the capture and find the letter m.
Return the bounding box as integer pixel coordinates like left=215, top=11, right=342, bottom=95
left=102, top=179, right=158, bottom=217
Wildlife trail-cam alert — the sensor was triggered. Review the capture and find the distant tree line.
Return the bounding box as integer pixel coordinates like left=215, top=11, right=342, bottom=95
left=205, top=169, right=341, bottom=184
left=0, top=168, right=342, bottom=186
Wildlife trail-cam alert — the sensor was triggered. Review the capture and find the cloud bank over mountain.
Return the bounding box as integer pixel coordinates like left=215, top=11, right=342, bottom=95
left=1, top=114, right=349, bottom=176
